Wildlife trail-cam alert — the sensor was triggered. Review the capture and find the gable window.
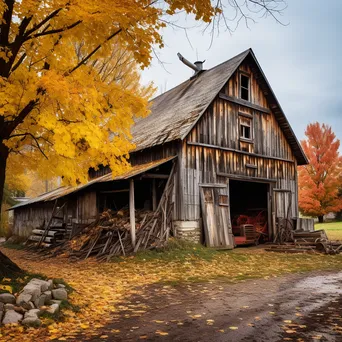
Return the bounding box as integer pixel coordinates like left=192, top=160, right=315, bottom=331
left=239, top=115, right=253, bottom=141
left=240, top=74, right=250, bottom=101
left=240, top=124, right=251, bottom=139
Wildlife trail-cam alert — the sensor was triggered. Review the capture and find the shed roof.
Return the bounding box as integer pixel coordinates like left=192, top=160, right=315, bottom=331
left=132, top=48, right=307, bottom=165
left=10, top=156, right=176, bottom=210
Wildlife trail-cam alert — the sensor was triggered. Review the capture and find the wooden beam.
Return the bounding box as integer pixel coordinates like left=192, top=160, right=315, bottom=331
left=142, top=173, right=169, bottom=179
left=100, top=189, right=129, bottom=194
left=219, top=93, right=271, bottom=114
left=217, top=172, right=277, bottom=183
left=199, top=183, right=227, bottom=188
left=129, top=179, right=136, bottom=248
left=187, top=141, right=295, bottom=164
left=152, top=179, right=157, bottom=211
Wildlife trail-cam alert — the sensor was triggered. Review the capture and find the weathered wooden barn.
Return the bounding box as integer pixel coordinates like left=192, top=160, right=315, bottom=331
left=10, top=48, right=308, bottom=249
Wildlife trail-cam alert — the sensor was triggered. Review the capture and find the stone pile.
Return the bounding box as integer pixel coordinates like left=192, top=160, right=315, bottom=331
left=0, top=278, right=69, bottom=327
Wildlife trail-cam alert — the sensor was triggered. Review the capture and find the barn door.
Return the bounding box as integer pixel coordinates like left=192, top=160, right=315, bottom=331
left=274, top=190, right=292, bottom=220
left=200, top=185, right=234, bottom=249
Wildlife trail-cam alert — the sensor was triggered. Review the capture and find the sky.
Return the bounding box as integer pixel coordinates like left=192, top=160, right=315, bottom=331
left=141, top=0, right=342, bottom=145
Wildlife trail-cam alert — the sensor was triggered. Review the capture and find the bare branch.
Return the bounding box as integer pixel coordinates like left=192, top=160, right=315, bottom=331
left=66, top=28, right=122, bottom=75
left=8, top=133, right=48, bottom=159
left=10, top=53, right=27, bottom=73
left=25, top=20, right=82, bottom=40
left=24, top=8, right=63, bottom=38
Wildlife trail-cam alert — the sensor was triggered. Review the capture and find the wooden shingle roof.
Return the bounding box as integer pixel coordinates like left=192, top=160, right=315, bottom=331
left=132, top=48, right=308, bottom=165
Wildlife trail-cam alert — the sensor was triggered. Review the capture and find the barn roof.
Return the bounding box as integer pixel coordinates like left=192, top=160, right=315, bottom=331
left=132, top=48, right=307, bottom=165
left=9, top=156, right=176, bottom=210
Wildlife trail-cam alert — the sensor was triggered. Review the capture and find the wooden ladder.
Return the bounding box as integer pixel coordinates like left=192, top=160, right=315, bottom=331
left=36, top=200, right=67, bottom=248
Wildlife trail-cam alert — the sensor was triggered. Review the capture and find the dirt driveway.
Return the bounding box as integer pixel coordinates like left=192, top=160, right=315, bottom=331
left=84, top=271, right=342, bottom=342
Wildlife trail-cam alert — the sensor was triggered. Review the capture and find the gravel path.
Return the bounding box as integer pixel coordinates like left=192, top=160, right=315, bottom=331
left=85, top=271, right=342, bottom=341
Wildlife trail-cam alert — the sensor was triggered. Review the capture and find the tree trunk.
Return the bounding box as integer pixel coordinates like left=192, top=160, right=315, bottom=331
left=0, top=141, right=8, bottom=216
left=318, top=215, right=324, bottom=223
left=0, top=142, right=22, bottom=277
left=0, top=250, right=23, bottom=278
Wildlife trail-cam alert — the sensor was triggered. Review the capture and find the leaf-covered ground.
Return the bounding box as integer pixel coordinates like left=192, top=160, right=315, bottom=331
left=1, top=243, right=342, bottom=341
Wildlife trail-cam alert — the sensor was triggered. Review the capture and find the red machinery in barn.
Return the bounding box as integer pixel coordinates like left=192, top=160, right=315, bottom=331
left=232, top=209, right=268, bottom=246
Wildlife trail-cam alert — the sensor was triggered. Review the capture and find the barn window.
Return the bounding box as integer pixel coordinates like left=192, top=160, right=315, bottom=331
left=240, top=74, right=250, bottom=101
left=239, top=115, right=253, bottom=141
left=240, top=124, right=251, bottom=139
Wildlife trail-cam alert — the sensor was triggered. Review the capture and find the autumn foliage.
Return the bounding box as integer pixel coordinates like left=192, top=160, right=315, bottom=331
left=298, top=123, right=342, bottom=222
left=0, top=0, right=286, bottom=203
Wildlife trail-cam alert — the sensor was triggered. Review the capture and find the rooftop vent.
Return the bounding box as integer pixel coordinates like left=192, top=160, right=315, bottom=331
left=177, top=53, right=205, bottom=76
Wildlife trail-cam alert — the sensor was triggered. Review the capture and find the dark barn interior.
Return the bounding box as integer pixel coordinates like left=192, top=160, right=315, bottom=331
left=97, top=161, right=172, bottom=213
left=229, top=179, right=269, bottom=245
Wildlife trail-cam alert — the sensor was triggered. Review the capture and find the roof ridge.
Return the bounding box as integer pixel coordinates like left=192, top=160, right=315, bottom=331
left=149, top=48, right=252, bottom=103
left=205, top=48, right=251, bottom=73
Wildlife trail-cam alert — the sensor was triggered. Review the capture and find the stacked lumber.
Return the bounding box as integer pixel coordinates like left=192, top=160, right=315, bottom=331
left=265, top=229, right=342, bottom=254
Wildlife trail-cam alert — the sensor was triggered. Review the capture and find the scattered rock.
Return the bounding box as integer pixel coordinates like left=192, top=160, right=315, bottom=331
left=34, top=294, right=47, bottom=308
left=0, top=293, right=16, bottom=304
left=30, top=278, right=49, bottom=292
left=24, top=309, right=41, bottom=318
left=0, top=278, right=68, bottom=327
left=4, top=303, right=15, bottom=311
left=46, top=303, right=59, bottom=315
left=21, top=316, right=41, bottom=327
left=21, top=283, right=41, bottom=301
left=52, top=288, right=67, bottom=301
left=2, top=310, right=23, bottom=324
left=43, top=291, right=52, bottom=303
left=16, top=293, right=32, bottom=306
left=47, top=280, right=53, bottom=291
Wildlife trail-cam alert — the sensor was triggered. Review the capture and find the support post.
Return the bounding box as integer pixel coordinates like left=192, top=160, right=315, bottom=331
left=129, top=179, right=136, bottom=247
left=152, top=179, right=157, bottom=211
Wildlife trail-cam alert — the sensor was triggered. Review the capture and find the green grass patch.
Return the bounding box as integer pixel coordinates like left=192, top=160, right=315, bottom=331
left=315, top=221, right=342, bottom=240
left=2, top=242, right=25, bottom=250
left=0, top=272, right=47, bottom=294
left=113, top=238, right=220, bottom=263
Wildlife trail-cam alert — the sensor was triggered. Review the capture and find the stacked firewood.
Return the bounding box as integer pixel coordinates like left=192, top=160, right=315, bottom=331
left=266, top=230, right=342, bottom=254
left=49, top=165, right=175, bottom=261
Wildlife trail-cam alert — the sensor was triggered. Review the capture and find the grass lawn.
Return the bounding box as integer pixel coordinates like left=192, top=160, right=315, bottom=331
left=315, top=221, right=342, bottom=240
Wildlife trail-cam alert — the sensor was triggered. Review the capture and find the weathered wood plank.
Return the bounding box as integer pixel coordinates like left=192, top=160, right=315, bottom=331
left=129, top=179, right=136, bottom=248
left=219, top=93, right=271, bottom=114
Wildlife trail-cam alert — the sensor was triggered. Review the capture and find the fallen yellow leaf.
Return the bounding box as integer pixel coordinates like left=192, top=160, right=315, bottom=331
left=156, top=330, right=169, bottom=336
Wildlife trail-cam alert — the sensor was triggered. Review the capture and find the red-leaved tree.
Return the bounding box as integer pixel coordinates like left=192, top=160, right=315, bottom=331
left=298, top=123, right=342, bottom=223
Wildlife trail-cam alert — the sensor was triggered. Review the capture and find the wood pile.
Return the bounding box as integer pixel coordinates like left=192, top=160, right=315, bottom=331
left=46, top=165, right=175, bottom=261
left=266, top=229, right=342, bottom=254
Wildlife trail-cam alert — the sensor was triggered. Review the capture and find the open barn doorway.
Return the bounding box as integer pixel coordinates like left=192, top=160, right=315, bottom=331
left=229, top=179, right=270, bottom=246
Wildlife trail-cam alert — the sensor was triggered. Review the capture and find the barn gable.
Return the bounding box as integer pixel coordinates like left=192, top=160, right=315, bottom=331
left=132, top=48, right=307, bottom=166
left=187, top=57, right=296, bottom=162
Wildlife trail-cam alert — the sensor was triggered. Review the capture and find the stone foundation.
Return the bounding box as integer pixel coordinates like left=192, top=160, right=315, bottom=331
left=174, top=220, right=202, bottom=243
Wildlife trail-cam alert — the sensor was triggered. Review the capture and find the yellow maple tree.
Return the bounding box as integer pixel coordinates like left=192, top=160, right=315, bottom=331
left=0, top=0, right=286, bottom=208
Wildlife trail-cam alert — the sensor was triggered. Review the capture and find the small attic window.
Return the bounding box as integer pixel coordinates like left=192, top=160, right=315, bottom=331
left=240, top=124, right=251, bottom=139
left=240, top=74, right=250, bottom=101
left=239, top=115, right=253, bottom=141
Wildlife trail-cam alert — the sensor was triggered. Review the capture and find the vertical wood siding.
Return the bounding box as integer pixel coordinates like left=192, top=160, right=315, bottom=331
left=177, top=61, right=299, bottom=222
